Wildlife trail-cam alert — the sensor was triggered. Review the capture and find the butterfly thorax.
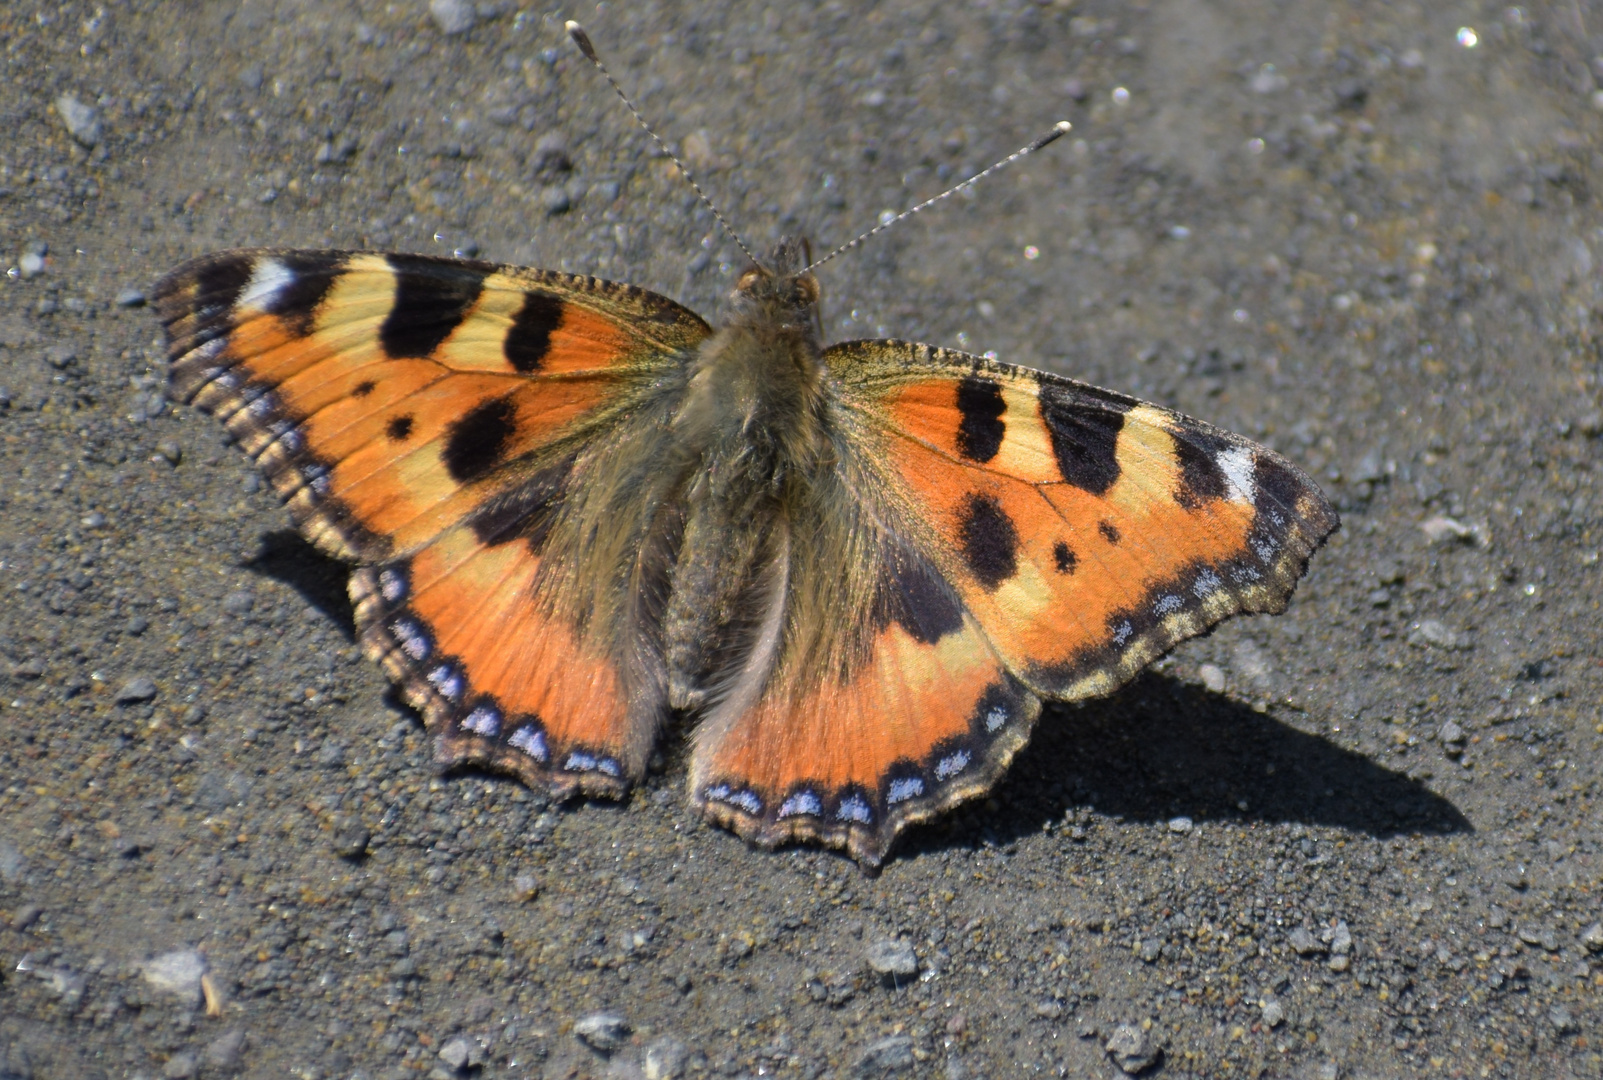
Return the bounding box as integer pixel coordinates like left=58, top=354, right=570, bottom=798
left=659, top=245, right=839, bottom=712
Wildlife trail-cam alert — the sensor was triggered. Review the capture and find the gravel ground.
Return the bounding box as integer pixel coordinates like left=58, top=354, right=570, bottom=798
left=2, top=1, right=1602, bottom=1078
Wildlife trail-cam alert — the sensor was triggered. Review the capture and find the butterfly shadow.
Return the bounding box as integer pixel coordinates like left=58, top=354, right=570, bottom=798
left=241, top=530, right=357, bottom=640
left=901, top=671, right=1472, bottom=862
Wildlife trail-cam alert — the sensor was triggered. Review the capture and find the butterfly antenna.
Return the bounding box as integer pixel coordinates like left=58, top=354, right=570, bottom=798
left=566, top=21, right=761, bottom=269
left=802, top=121, right=1073, bottom=275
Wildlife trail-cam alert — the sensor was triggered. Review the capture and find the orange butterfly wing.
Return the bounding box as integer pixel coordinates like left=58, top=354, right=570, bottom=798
left=156, top=249, right=710, bottom=795
left=690, top=340, right=1336, bottom=864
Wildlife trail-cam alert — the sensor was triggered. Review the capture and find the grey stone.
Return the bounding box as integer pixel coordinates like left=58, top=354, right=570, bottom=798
left=1198, top=663, right=1225, bottom=692
left=1328, top=920, right=1353, bottom=956
left=10, top=904, right=42, bottom=930
left=856, top=1035, right=914, bottom=1073
left=1288, top=927, right=1325, bottom=955
left=115, top=287, right=147, bottom=308
left=55, top=94, right=101, bottom=146
left=1438, top=722, right=1466, bottom=753
left=1550, top=1006, right=1578, bottom=1035
left=221, top=590, right=253, bottom=616
left=332, top=820, right=371, bottom=859
left=541, top=185, right=571, bottom=215
left=18, top=251, right=45, bottom=278
left=1139, top=938, right=1162, bottom=963
left=44, top=344, right=77, bottom=369
left=1104, top=1024, right=1158, bottom=1074
left=437, top=1037, right=482, bottom=1070
left=574, top=1012, right=630, bottom=1054
left=642, top=1036, right=688, bottom=1080
left=0, top=840, right=24, bottom=884
left=115, top=676, right=158, bottom=703
left=1167, top=816, right=1193, bottom=834
left=202, top=1029, right=247, bottom=1073
left=512, top=873, right=540, bottom=902
left=1407, top=619, right=1469, bottom=650
left=865, top=938, right=917, bottom=980
left=1261, top=999, right=1286, bottom=1027
left=1034, top=998, right=1065, bottom=1019
left=163, top=1052, right=198, bottom=1080
left=142, top=948, right=207, bottom=1004
left=1581, top=922, right=1603, bottom=953
left=429, top=0, right=476, bottom=35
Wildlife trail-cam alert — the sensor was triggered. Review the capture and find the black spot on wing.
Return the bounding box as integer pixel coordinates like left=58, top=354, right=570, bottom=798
left=352, top=380, right=375, bottom=398
left=1174, top=428, right=1232, bottom=509
left=465, top=452, right=576, bottom=551
left=1038, top=384, right=1125, bottom=495
left=959, top=493, right=1018, bottom=590
left=872, top=542, right=965, bottom=644
left=1052, top=540, right=1077, bottom=574
left=504, top=290, right=564, bottom=373
left=1099, top=520, right=1121, bottom=545
left=192, top=255, right=256, bottom=325
left=264, top=253, right=344, bottom=337
left=443, top=397, right=517, bottom=483
left=382, top=254, right=488, bottom=359
left=1253, top=452, right=1307, bottom=520
left=955, top=376, right=1006, bottom=462
left=386, top=415, right=414, bottom=442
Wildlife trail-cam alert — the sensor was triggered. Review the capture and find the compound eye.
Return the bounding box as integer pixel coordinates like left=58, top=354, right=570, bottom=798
left=736, top=267, right=768, bottom=293
left=792, top=273, right=820, bottom=306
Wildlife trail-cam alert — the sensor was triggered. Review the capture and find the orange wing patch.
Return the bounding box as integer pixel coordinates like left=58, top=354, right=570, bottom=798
left=351, top=519, right=655, bottom=797
left=156, top=249, right=710, bottom=561
left=690, top=547, right=1042, bottom=866
left=832, top=341, right=1337, bottom=702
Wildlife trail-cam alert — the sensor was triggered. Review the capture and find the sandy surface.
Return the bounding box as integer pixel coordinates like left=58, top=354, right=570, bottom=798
left=2, top=1, right=1601, bottom=1078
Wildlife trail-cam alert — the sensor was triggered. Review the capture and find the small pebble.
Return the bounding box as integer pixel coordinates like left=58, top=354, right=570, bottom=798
left=864, top=937, right=918, bottom=980
left=55, top=93, right=102, bottom=146
left=221, top=590, right=254, bottom=616
left=45, top=344, right=77, bottom=369
left=512, top=873, right=540, bottom=902
left=114, top=676, right=159, bottom=703
left=642, top=1036, right=688, bottom=1080
left=18, top=251, right=45, bottom=278
left=1139, top=938, right=1162, bottom=963
left=332, top=820, right=371, bottom=859
left=142, top=948, right=208, bottom=1004
left=115, top=287, right=147, bottom=308
left=1167, top=816, right=1193, bottom=834
left=163, top=1052, right=198, bottom=1080
left=1288, top=927, right=1325, bottom=955
left=1198, top=663, right=1225, bottom=692
left=1261, top=999, right=1286, bottom=1027
left=437, top=1036, right=482, bottom=1070
left=203, top=1028, right=247, bottom=1072
left=1550, top=1005, right=1578, bottom=1035
left=1581, top=922, right=1603, bottom=953
left=125, top=615, right=150, bottom=635
left=541, top=185, right=572, bottom=215
left=80, top=512, right=107, bottom=529
left=857, top=1034, right=914, bottom=1072
left=1103, top=1024, right=1156, bottom=1075
left=429, top=0, right=476, bottom=35
left=10, top=903, right=43, bottom=930
left=1034, top=998, right=1065, bottom=1019
left=574, top=1012, right=630, bottom=1053
left=1329, top=920, right=1353, bottom=956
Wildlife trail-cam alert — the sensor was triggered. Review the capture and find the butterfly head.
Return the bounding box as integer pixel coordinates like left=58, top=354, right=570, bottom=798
left=730, top=237, right=821, bottom=335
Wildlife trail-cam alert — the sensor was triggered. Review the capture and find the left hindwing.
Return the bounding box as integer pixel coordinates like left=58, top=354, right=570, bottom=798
left=831, top=339, right=1339, bottom=698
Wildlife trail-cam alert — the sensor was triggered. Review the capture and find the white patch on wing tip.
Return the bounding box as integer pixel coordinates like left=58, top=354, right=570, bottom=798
left=836, top=794, right=873, bottom=824
left=984, top=705, right=1008, bottom=732
left=1217, top=446, right=1256, bottom=504
left=239, top=257, right=293, bottom=312
left=1193, top=568, right=1223, bottom=598
left=508, top=725, right=547, bottom=761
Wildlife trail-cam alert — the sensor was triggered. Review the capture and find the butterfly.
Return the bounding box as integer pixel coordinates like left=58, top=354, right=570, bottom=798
left=153, top=40, right=1336, bottom=869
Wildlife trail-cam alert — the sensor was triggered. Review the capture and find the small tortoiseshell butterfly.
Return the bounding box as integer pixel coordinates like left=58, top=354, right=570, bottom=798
left=154, top=26, right=1336, bottom=865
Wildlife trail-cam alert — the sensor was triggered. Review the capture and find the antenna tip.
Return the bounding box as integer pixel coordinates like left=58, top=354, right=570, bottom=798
left=1055, top=120, right=1073, bottom=133
left=566, top=21, right=598, bottom=61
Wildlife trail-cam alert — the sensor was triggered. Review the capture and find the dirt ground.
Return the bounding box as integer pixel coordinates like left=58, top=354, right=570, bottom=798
left=1, top=1, right=1601, bottom=1078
